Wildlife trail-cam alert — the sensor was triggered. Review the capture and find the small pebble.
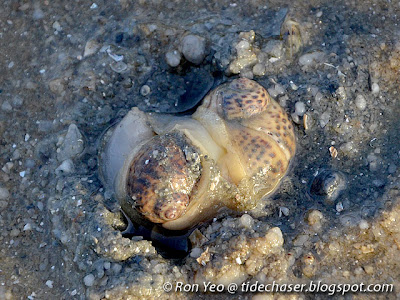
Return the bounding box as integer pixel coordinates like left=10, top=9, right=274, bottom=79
left=295, top=101, right=306, bottom=116
left=140, top=85, right=151, bottom=96
left=84, top=274, right=95, bottom=287
left=10, top=228, right=20, bottom=237
left=52, top=21, right=62, bottom=32
left=13, top=149, right=21, bottom=160
left=291, top=112, right=300, bottom=124
left=57, top=124, right=84, bottom=161
left=84, top=39, right=100, bottom=57
left=293, top=234, right=309, bottom=246
left=33, top=6, right=44, bottom=20
left=180, top=34, right=206, bottom=65
left=289, top=81, right=298, bottom=90
left=37, top=120, right=54, bottom=132
left=310, top=86, right=319, bottom=96
left=240, top=70, right=253, bottom=79
left=336, top=202, right=344, bottom=212
left=252, top=63, right=266, bottom=76
left=355, top=94, right=367, bottom=110
left=0, top=201, right=7, bottom=210
left=0, top=187, right=10, bottom=200
left=359, top=220, right=369, bottom=230
left=190, top=247, right=202, bottom=258
left=165, top=50, right=181, bottom=67
left=315, top=92, right=323, bottom=102
left=340, top=141, right=355, bottom=154
left=104, top=261, right=111, bottom=270
left=388, top=164, right=397, bottom=174
left=367, top=152, right=378, bottom=162
left=279, top=95, right=289, bottom=107
left=236, top=40, right=250, bottom=52
left=319, top=111, right=330, bottom=128
left=307, top=210, right=324, bottom=229
left=55, top=159, right=74, bottom=175
left=37, top=202, right=44, bottom=211
left=25, top=159, right=35, bottom=169
left=45, top=280, right=53, bottom=288
left=111, top=263, right=122, bottom=274
left=2, top=162, right=14, bottom=173
left=262, top=227, right=284, bottom=250
left=23, top=223, right=32, bottom=231
left=372, top=179, right=385, bottom=187
left=239, top=214, right=254, bottom=229
left=336, top=87, right=347, bottom=101
left=299, top=51, right=325, bottom=66
left=279, top=206, right=289, bottom=216
left=263, top=40, right=283, bottom=58
left=1, top=101, right=12, bottom=112
left=364, top=265, right=374, bottom=275
left=369, top=161, right=378, bottom=172
left=369, top=122, right=378, bottom=131
left=274, top=84, right=285, bottom=95
left=354, top=267, right=364, bottom=275
left=267, top=87, right=279, bottom=98
left=12, top=96, right=24, bottom=107
left=146, top=24, right=157, bottom=33
left=371, top=82, right=380, bottom=95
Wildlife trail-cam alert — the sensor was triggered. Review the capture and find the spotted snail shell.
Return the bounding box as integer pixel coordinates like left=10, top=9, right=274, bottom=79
left=100, top=78, right=296, bottom=231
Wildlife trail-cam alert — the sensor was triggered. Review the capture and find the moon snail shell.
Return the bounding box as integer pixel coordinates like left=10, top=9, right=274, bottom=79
left=99, top=78, right=296, bottom=231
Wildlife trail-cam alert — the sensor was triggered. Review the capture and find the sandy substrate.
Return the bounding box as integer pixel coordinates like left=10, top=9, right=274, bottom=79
left=0, top=0, right=399, bottom=299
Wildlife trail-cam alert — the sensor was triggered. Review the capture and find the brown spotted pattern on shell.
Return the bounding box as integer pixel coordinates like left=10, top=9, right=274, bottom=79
left=194, top=78, right=296, bottom=191
left=126, top=132, right=201, bottom=223
left=216, top=78, right=269, bottom=120
left=102, top=78, right=296, bottom=231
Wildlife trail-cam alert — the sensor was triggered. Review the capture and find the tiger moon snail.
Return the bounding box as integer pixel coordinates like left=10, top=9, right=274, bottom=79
left=99, top=78, right=296, bottom=231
